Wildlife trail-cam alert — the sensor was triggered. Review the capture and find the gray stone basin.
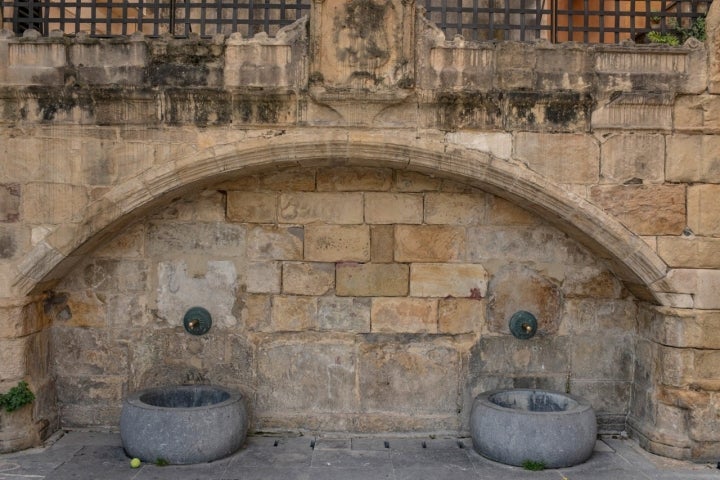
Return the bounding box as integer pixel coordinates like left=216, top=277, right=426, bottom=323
left=120, top=385, right=247, bottom=465
left=470, top=389, right=597, bottom=468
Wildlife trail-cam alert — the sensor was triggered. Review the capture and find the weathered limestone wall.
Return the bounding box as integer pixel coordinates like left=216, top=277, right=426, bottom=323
left=0, top=0, right=718, bottom=461
left=46, top=167, right=636, bottom=434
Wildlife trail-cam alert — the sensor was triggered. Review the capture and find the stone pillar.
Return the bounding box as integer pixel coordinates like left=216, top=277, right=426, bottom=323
left=708, top=0, right=720, bottom=93
left=0, top=296, right=57, bottom=453
left=630, top=304, right=720, bottom=461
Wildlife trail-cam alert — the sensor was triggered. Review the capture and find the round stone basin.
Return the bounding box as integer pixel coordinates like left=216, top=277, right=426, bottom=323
left=120, top=385, right=247, bottom=465
left=470, top=389, right=597, bottom=469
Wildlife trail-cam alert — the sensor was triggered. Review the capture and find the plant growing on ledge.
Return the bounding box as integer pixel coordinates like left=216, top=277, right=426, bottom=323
left=0, top=381, right=35, bottom=412
left=648, top=15, right=707, bottom=46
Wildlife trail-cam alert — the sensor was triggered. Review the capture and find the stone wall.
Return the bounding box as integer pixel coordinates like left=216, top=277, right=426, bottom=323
left=0, top=0, right=718, bottom=462
left=48, top=167, right=635, bottom=435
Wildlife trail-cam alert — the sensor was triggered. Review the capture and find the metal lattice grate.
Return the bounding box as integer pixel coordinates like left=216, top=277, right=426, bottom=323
left=423, top=0, right=713, bottom=43
left=0, top=0, right=713, bottom=42
left=1, top=0, right=310, bottom=37
left=423, top=0, right=551, bottom=41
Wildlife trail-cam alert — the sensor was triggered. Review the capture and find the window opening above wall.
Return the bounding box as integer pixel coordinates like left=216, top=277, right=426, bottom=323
left=0, top=0, right=712, bottom=43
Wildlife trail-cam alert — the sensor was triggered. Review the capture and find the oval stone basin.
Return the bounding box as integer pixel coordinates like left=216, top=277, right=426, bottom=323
left=120, top=385, right=247, bottom=465
left=470, top=389, right=597, bottom=468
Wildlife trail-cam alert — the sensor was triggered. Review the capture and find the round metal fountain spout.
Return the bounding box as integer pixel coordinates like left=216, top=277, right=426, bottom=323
left=508, top=311, right=537, bottom=339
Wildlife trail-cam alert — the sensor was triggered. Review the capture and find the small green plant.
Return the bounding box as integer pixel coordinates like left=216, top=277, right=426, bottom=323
left=647, top=31, right=681, bottom=45
left=648, top=15, right=706, bottom=46
left=0, top=381, right=35, bottom=413
left=521, top=459, right=547, bottom=471
left=155, top=457, right=170, bottom=467
left=679, top=15, right=706, bottom=42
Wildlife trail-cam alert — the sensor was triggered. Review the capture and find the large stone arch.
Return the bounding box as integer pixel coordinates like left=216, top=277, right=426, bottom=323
left=13, top=130, right=667, bottom=301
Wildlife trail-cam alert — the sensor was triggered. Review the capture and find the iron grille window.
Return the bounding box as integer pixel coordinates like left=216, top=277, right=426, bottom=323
left=0, top=0, right=310, bottom=37
left=423, top=0, right=713, bottom=43
left=0, top=0, right=713, bottom=42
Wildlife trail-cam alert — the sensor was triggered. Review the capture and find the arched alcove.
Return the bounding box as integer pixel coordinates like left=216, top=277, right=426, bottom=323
left=3, top=130, right=668, bottom=437
left=13, top=132, right=667, bottom=301
left=45, top=162, right=642, bottom=435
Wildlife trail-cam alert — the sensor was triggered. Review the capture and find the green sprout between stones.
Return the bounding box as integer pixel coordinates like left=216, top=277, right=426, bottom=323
left=155, top=458, right=170, bottom=466
left=521, top=459, right=547, bottom=471
left=0, top=381, right=35, bottom=413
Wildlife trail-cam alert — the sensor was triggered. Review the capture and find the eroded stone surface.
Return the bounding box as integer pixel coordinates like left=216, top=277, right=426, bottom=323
left=394, top=225, right=465, bottom=262
left=304, top=225, right=371, bottom=262
left=486, top=266, right=563, bottom=335
left=336, top=263, right=409, bottom=297
left=371, top=298, right=438, bottom=334
left=589, top=185, right=686, bottom=235
left=358, top=341, right=460, bottom=414
left=39, top=167, right=653, bottom=443
left=410, top=263, right=488, bottom=298
left=6, top=21, right=717, bottom=459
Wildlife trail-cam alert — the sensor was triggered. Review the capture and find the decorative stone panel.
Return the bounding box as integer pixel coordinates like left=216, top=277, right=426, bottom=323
left=309, top=0, right=415, bottom=89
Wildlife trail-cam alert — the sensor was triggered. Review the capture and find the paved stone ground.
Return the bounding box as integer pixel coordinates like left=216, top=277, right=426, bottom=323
left=0, top=431, right=718, bottom=480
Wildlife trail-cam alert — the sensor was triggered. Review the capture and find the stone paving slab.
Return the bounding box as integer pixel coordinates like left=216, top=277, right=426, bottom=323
left=1, top=431, right=719, bottom=480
